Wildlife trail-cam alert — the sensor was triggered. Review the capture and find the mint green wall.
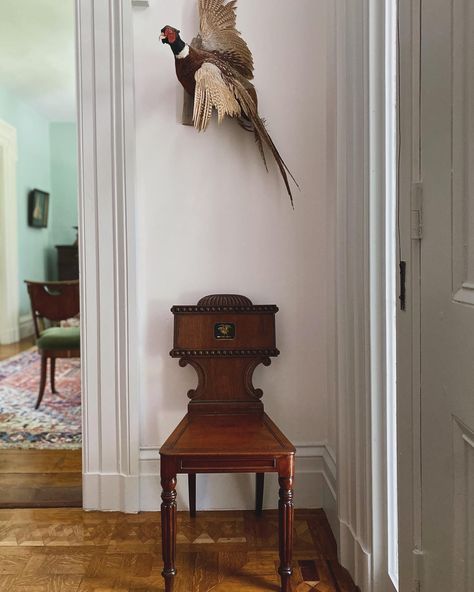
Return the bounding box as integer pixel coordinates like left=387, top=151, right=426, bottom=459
left=0, top=89, right=78, bottom=318
left=50, top=123, right=78, bottom=247
left=0, top=87, right=52, bottom=317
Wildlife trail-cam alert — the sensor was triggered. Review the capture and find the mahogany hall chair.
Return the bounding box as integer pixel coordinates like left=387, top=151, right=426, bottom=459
left=25, top=280, right=80, bottom=409
left=160, top=294, right=295, bottom=592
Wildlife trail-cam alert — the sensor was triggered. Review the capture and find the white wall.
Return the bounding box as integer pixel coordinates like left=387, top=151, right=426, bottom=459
left=49, top=122, right=78, bottom=248
left=0, top=86, right=52, bottom=317
left=133, top=0, right=334, bottom=511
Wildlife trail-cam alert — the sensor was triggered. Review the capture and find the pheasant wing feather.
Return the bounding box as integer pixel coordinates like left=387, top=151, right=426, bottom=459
left=198, top=0, right=254, bottom=80
left=193, top=62, right=241, bottom=131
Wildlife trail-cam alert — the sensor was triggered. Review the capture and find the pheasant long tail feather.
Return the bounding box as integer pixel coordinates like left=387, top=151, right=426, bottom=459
left=252, top=116, right=296, bottom=208
left=254, top=131, right=268, bottom=172
left=257, top=118, right=300, bottom=188
left=236, top=82, right=298, bottom=208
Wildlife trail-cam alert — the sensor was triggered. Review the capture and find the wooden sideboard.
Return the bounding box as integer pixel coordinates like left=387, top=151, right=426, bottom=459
left=55, top=245, right=79, bottom=280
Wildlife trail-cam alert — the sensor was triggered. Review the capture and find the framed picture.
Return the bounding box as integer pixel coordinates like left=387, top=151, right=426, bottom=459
left=28, top=189, right=49, bottom=228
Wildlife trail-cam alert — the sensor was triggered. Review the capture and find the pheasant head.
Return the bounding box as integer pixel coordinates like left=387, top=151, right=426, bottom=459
left=160, top=26, right=186, bottom=56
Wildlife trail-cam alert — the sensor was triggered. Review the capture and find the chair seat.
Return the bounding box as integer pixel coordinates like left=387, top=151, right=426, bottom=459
left=161, top=413, right=295, bottom=464
left=37, top=327, right=80, bottom=350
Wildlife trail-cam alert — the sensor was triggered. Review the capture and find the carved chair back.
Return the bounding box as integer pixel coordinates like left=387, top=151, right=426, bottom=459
left=170, top=294, right=279, bottom=415
left=25, top=280, right=80, bottom=339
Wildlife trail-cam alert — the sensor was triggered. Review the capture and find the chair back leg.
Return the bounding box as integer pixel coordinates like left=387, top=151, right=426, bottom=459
left=50, top=357, right=57, bottom=393
left=36, top=354, right=48, bottom=409
left=255, top=473, right=264, bottom=516
left=188, top=474, right=196, bottom=518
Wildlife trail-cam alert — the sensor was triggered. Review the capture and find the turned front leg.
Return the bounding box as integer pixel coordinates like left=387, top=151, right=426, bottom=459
left=161, top=474, right=177, bottom=591
left=278, top=475, right=294, bottom=592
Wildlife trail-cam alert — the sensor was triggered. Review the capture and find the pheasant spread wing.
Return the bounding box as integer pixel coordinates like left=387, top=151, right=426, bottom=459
left=193, top=62, right=241, bottom=131
left=198, top=0, right=254, bottom=80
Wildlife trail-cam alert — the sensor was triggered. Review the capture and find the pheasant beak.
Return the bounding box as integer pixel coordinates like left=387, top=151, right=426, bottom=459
left=159, top=33, right=167, bottom=43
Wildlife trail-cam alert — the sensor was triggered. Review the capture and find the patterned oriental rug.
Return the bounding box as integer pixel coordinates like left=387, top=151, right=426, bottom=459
left=0, top=349, right=81, bottom=449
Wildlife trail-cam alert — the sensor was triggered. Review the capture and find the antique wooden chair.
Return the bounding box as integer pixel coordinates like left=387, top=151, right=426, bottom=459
left=160, top=294, right=295, bottom=592
left=25, top=280, right=80, bottom=409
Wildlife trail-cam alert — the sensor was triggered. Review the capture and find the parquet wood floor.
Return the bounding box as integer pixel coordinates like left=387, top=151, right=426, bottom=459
left=0, top=450, right=82, bottom=509
left=0, top=337, right=35, bottom=361
left=0, top=508, right=358, bottom=591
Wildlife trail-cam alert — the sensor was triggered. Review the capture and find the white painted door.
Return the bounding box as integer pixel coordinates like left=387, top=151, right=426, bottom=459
left=420, top=0, right=474, bottom=589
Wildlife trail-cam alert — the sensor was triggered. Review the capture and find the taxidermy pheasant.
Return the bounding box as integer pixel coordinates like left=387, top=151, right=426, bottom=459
left=160, top=0, right=298, bottom=207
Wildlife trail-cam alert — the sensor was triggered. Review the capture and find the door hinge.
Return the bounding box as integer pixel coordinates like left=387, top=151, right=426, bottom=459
left=411, top=182, right=423, bottom=240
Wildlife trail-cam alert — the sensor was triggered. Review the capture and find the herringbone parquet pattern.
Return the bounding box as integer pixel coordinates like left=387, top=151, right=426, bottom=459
left=0, top=508, right=357, bottom=591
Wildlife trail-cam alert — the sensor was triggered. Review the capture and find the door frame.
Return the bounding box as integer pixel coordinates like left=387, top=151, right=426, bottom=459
left=396, top=0, right=423, bottom=591
left=0, top=119, right=19, bottom=345
left=333, top=1, right=400, bottom=590
left=75, top=0, right=140, bottom=512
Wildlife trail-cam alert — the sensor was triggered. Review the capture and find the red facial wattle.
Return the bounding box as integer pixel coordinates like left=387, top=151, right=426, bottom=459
left=165, top=27, right=176, bottom=44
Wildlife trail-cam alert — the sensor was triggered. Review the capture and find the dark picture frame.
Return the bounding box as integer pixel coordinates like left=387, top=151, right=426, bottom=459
left=28, top=189, right=50, bottom=228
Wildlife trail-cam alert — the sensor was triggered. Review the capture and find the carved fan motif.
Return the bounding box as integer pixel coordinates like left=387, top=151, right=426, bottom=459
left=197, top=294, right=253, bottom=307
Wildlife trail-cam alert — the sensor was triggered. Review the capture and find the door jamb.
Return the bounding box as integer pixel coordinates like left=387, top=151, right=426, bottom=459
left=396, top=1, right=423, bottom=590
left=0, top=119, right=19, bottom=345
left=75, top=0, right=140, bottom=512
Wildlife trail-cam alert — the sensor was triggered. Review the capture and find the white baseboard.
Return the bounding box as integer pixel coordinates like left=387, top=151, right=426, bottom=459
left=83, top=472, right=140, bottom=513
left=19, top=314, right=34, bottom=339
left=81, top=442, right=338, bottom=544
left=0, top=325, right=19, bottom=345
left=0, top=315, right=33, bottom=345
left=138, top=443, right=337, bottom=521
left=339, top=518, right=371, bottom=592
left=321, top=444, right=338, bottom=540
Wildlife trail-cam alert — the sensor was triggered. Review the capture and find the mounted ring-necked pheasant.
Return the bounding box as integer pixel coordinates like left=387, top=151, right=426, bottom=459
left=160, top=0, right=299, bottom=208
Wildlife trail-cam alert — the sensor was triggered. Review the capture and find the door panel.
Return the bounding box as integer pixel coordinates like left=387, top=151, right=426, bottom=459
left=421, top=0, right=474, bottom=589
left=452, top=0, right=474, bottom=305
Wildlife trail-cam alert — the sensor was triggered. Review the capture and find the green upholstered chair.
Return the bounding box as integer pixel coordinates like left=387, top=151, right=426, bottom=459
left=25, top=280, right=80, bottom=409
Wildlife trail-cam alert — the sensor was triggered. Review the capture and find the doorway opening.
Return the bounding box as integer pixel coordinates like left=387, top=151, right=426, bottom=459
left=0, top=0, right=81, bottom=508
